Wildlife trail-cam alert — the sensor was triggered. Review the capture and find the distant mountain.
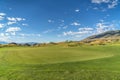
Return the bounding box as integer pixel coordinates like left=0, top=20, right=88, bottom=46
left=27, top=42, right=38, bottom=45
left=17, top=42, right=38, bottom=45
left=86, top=30, right=120, bottom=40
left=82, top=30, right=120, bottom=44
left=0, top=41, right=8, bottom=44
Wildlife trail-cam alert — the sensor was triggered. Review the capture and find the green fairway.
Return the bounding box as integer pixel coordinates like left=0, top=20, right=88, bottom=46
left=0, top=45, right=120, bottom=80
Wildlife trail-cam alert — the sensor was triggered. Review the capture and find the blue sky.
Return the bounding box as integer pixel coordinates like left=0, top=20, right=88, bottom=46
left=0, top=0, right=120, bottom=43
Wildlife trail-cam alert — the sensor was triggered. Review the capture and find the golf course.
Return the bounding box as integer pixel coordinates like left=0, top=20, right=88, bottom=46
left=0, top=44, right=120, bottom=80
left=1, top=0, right=120, bottom=80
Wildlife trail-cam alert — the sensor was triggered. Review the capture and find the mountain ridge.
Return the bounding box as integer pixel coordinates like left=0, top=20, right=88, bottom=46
left=81, top=30, right=120, bottom=45
left=84, top=30, right=120, bottom=40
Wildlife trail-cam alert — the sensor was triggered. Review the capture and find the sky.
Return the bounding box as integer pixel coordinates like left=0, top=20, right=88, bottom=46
left=0, top=0, right=120, bottom=43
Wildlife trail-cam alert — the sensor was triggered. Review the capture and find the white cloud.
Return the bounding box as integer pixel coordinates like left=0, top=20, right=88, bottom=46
left=43, top=29, right=54, bottom=34
left=16, top=18, right=25, bottom=21
left=108, top=0, right=118, bottom=8
left=0, top=13, right=6, bottom=16
left=19, top=33, right=41, bottom=37
left=78, top=28, right=93, bottom=31
left=5, top=33, right=9, bottom=36
left=9, top=8, right=12, bottom=10
left=48, top=20, right=54, bottom=23
left=75, top=9, right=80, bottom=12
left=61, top=20, right=65, bottom=22
left=0, top=33, right=11, bottom=42
left=91, top=0, right=119, bottom=9
left=19, top=33, right=25, bottom=37
left=0, top=24, right=4, bottom=28
left=6, top=27, right=21, bottom=32
left=0, top=13, right=6, bottom=20
left=0, top=13, right=29, bottom=42
left=37, top=34, right=41, bottom=37
left=7, top=17, right=16, bottom=22
left=57, top=35, right=62, bottom=37
left=22, top=23, right=28, bottom=26
left=7, top=22, right=16, bottom=25
left=62, top=20, right=116, bottom=38
left=10, top=32, right=16, bottom=36
left=93, top=7, right=99, bottom=10
left=63, top=26, right=68, bottom=29
left=63, top=31, right=93, bottom=36
left=71, top=22, right=81, bottom=26
left=0, top=16, right=4, bottom=20
left=0, top=36, right=10, bottom=42
left=92, top=0, right=110, bottom=4
left=0, top=33, right=5, bottom=36
left=95, top=21, right=115, bottom=34
left=7, top=17, right=25, bottom=22
left=63, top=27, right=94, bottom=36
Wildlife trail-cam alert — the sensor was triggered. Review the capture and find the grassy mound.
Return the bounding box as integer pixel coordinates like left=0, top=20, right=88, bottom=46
left=0, top=45, right=119, bottom=80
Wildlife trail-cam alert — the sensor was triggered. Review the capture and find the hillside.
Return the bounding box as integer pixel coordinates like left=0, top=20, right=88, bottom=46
left=82, top=30, right=120, bottom=44
left=87, top=30, right=120, bottom=39
left=0, top=41, right=8, bottom=44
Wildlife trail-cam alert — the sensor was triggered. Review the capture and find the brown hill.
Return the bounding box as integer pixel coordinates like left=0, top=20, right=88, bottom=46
left=81, top=30, right=120, bottom=45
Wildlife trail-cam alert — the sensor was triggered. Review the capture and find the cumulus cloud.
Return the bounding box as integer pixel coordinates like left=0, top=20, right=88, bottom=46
left=5, top=27, right=21, bottom=36
left=7, top=17, right=17, bottom=22
left=43, top=29, right=54, bottom=34
left=0, top=33, right=11, bottom=42
left=108, top=0, right=118, bottom=8
left=62, top=20, right=116, bottom=38
left=0, top=16, right=4, bottom=20
left=92, top=0, right=110, bottom=4
left=0, top=13, right=6, bottom=16
left=0, top=36, right=10, bottom=42
left=7, top=22, right=16, bottom=25
left=22, top=23, right=28, bottom=26
left=78, top=28, right=93, bottom=31
left=75, top=9, right=80, bottom=12
left=0, top=33, right=5, bottom=36
left=0, top=12, right=29, bottom=42
left=7, top=17, right=25, bottom=22
left=7, top=17, right=26, bottom=25
left=0, top=13, right=6, bottom=20
left=63, top=27, right=94, bottom=37
left=71, top=22, right=81, bottom=26
left=0, top=24, right=4, bottom=28
left=95, top=21, right=115, bottom=34
left=48, top=20, right=54, bottom=23
left=19, top=33, right=41, bottom=37
left=63, top=26, right=68, bottom=29
left=63, top=31, right=89, bottom=36
left=91, top=0, right=119, bottom=9
left=17, top=18, right=25, bottom=21
left=6, top=27, right=21, bottom=32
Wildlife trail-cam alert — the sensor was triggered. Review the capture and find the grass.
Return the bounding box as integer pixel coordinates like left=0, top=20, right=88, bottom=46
left=0, top=45, right=120, bottom=80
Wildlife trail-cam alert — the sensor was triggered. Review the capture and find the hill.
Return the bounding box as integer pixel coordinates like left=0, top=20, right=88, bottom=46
left=0, top=41, right=8, bottom=44
left=86, top=30, right=120, bottom=39
left=81, top=30, right=120, bottom=45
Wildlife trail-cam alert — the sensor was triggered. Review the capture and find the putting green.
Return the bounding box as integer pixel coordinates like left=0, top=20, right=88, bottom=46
left=0, top=46, right=114, bottom=64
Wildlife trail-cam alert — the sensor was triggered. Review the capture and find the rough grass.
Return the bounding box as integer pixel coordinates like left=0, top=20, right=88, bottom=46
left=0, top=45, right=120, bottom=80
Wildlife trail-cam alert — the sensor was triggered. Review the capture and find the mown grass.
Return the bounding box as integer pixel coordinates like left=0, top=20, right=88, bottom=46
left=0, top=45, right=120, bottom=80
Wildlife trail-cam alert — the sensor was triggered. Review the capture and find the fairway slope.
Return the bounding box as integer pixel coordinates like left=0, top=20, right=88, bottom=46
left=0, top=46, right=114, bottom=64
left=0, top=45, right=119, bottom=80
